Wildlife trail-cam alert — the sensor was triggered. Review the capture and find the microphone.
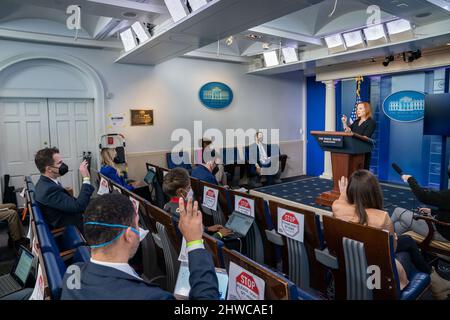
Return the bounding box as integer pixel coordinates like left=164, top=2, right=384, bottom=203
left=392, top=163, right=403, bottom=176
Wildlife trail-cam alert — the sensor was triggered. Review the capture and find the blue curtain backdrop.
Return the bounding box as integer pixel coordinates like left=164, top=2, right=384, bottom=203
left=306, top=76, right=325, bottom=177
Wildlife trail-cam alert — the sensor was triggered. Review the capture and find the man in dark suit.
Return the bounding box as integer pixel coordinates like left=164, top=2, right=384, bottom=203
left=191, top=148, right=220, bottom=186
left=34, top=147, right=94, bottom=230
left=61, top=194, right=219, bottom=300
left=248, top=132, right=282, bottom=188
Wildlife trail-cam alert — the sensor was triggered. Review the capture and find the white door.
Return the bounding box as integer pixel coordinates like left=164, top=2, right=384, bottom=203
left=0, top=98, right=95, bottom=203
left=0, top=98, right=50, bottom=192
left=48, top=99, right=95, bottom=196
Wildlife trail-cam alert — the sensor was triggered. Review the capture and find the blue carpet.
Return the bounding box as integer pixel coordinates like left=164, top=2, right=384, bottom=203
left=256, top=177, right=422, bottom=216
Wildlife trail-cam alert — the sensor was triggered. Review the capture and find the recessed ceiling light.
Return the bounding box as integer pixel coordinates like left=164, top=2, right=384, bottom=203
left=416, top=12, right=431, bottom=18
left=122, top=12, right=137, bottom=18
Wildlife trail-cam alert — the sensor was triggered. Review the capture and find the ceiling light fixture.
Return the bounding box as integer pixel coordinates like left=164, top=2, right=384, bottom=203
left=386, top=19, right=414, bottom=42
left=282, top=47, right=299, bottom=63
left=342, top=30, right=365, bottom=50
left=263, top=50, right=279, bottom=67
left=324, top=34, right=346, bottom=53
left=363, top=24, right=387, bottom=46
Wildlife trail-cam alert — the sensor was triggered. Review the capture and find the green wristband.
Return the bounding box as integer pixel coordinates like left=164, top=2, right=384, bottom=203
left=186, top=239, right=204, bottom=248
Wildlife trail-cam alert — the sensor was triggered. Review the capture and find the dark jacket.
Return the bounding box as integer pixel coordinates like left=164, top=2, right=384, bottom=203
left=61, top=249, right=219, bottom=300
left=349, top=117, right=376, bottom=138
left=100, top=165, right=134, bottom=191
left=35, top=175, right=94, bottom=230
left=191, top=165, right=218, bottom=186
left=407, top=177, right=450, bottom=241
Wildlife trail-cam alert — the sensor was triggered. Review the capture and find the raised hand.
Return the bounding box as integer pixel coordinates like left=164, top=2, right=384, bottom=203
left=178, top=197, right=203, bottom=243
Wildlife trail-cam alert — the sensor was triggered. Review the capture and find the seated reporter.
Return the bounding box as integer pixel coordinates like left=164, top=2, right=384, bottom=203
left=248, top=132, right=282, bottom=188
left=34, top=147, right=94, bottom=230
left=61, top=194, right=219, bottom=300
left=163, top=168, right=232, bottom=239
left=100, top=148, right=145, bottom=191
left=332, top=170, right=431, bottom=290
left=191, top=148, right=223, bottom=186
left=390, top=169, right=450, bottom=243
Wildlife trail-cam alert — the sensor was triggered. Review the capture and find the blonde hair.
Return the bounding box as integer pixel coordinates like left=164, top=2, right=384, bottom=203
left=101, top=148, right=117, bottom=169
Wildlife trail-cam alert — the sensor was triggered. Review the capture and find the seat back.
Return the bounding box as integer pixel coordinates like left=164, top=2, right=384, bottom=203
left=144, top=203, right=181, bottom=292
left=42, top=251, right=67, bottom=300
left=203, top=233, right=225, bottom=268
left=194, top=179, right=227, bottom=226
left=268, top=201, right=327, bottom=294
left=225, top=189, right=277, bottom=268
left=322, top=215, right=400, bottom=300
left=222, top=248, right=315, bottom=300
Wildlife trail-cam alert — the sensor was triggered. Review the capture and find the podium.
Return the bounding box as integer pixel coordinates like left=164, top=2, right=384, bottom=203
left=310, top=131, right=374, bottom=207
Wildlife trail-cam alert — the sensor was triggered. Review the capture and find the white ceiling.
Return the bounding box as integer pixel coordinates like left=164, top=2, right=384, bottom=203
left=1, top=0, right=450, bottom=72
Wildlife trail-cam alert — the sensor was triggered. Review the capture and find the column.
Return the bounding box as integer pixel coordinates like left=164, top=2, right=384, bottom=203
left=320, top=80, right=336, bottom=180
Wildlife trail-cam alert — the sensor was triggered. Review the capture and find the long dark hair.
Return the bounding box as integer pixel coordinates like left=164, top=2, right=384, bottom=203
left=346, top=170, right=384, bottom=225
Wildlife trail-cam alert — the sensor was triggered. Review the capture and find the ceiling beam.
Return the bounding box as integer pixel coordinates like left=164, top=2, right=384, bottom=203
left=249, top=25, right=323, bottom=46
left=86, top=0, right=168, bottom=14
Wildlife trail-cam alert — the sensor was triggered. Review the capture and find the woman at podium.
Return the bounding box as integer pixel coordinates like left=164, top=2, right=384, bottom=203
left=341, top=102, right=376, bottom=170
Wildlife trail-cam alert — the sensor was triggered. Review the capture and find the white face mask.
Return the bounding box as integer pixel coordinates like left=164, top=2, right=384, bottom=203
left=138, top=227, right=149, bottom=242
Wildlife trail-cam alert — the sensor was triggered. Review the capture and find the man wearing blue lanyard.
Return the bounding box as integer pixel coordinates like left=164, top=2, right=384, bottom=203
left=61, top=193, right=219, bottom=300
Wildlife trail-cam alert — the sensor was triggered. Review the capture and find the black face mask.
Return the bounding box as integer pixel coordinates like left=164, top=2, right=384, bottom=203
left=57, top=163, right=69, bottom=176
left=212, top=166, right=219, bottom=176
left=113, top=156, right=121, bottom=164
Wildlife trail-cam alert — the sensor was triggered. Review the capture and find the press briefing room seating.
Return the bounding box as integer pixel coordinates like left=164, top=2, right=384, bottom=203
left=192, top=179, right=227, bottom=226
left=222, top=247, right=318, bottom=300
left=403, top=215, right=450, bottom=259
left=203, top=233, right=226, bottom=269
left=24, top=177, right=91, bottom=300
left=320, top=215, right=431, bottom=300
left=166, top=151, right=193, bottom=173
left=224, top=189, right=278, bottom=268
left=144, top=201, right=181, bottom=292
left=145, top=163, right=170, bottom=209
left=268, top=200, right=328, bottom=296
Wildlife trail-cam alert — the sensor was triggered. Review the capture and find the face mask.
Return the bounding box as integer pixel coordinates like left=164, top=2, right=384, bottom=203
left=212, top=166, right=219, bottom=176
left=84, top=221, right=140, bottom=249
left=138, top=227, right=149, bottom=242
left=113, top=156, right=121, bottom=164
left=52, top=163, right=68, bottom=176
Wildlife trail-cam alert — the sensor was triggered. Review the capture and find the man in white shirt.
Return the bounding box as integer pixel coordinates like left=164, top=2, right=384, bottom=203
left=249, top=132, right=282, bottom=188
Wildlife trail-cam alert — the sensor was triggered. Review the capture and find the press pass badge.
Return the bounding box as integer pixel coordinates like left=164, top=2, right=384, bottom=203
left=277, top=207, right=305, bottom=243
left=227, top=261, right=265, bottom=300
left=203, top=186, right=219, bottom=211
left=97, top=177, right=110, bottom=195
left=178, top=238, right=188, bottom=263
left=234, top=195, right=255, bottom=218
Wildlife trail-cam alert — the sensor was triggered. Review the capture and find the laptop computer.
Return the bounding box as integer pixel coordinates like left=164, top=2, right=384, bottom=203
left=0, top=246, right=34, bottom=298
left=224, top=211, right=254, bottom=239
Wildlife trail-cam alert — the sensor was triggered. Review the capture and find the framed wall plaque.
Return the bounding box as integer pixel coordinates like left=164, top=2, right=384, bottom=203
left=130, top=109, right=153, bottom=126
